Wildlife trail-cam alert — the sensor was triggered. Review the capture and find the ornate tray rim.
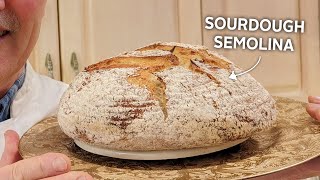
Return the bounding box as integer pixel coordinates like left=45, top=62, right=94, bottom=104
left=19, top=97, right=320, bottom=179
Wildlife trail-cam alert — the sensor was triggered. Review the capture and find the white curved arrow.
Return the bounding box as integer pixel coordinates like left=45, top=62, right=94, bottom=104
left=229, top=56, right=262, bottom=81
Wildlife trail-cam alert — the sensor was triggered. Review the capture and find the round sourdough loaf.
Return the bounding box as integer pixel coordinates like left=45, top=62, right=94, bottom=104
left=57, top=42, right=277, bottom=151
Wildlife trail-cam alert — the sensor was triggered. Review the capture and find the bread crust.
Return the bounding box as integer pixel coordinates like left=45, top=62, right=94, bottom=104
left=57, top=42, right=277, bottom=151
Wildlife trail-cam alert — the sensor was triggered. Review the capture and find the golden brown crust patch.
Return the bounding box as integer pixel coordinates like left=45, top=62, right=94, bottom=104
left=85, top=54, right=179, bottom=72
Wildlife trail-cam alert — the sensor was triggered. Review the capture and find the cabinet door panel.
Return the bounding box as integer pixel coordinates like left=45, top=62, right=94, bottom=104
left=29, top=0, right=61, bottom=80
left=59, top=0, right=179, bottom=83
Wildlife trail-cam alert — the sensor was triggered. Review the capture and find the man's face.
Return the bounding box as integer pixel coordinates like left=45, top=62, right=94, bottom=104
left=0, top=0, right=46, bottom=84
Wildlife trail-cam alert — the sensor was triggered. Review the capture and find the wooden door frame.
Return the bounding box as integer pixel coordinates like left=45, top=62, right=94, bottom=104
left=300, top=0, right=320, bottom=100
left=177, top=0, right=203, bottom=44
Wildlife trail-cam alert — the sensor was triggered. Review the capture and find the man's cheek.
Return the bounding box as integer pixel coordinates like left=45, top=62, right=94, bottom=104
left=11, top=0, right=43, bottom=19
left=13, top=0, right=37, bottom=10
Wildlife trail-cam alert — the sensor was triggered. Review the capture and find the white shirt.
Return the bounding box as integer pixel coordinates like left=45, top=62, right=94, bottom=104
left=0, top=62, right=68, bottom=156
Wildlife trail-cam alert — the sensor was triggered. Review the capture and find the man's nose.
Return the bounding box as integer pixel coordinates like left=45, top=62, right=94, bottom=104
left=0, top=0, right=4, bottom=11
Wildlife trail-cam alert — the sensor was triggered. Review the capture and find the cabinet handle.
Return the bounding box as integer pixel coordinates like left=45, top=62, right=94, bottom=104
left=70, top=52, right=79, bottom=75
left=45, top=53, right=54, bottom=79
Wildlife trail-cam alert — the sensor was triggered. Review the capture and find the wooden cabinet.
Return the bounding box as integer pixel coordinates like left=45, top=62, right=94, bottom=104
left=29, top=0, right=61, bottom=80
left=30, top=0, right=319, bottom=101
left=201, top=0, right=319, bottom=101
left=58, top=0, right=180, bottom=83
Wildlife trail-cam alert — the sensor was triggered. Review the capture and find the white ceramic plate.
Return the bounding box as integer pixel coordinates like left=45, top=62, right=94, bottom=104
left=74, top=138, right=248, bottom=160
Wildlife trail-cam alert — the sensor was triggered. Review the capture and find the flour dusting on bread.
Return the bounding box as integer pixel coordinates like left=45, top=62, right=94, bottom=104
left=57, top=42, right=277, bottom=151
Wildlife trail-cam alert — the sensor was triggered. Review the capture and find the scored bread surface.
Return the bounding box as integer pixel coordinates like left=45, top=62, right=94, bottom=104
left=57, top=42, right=277, bottom=151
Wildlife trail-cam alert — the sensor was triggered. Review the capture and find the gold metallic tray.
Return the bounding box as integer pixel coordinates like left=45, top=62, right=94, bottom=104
left=19, top=97, right=320, bottom=179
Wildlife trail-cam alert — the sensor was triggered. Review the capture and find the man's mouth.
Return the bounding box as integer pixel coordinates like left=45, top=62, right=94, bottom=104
left=0, top=30, right=10, bottom=38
